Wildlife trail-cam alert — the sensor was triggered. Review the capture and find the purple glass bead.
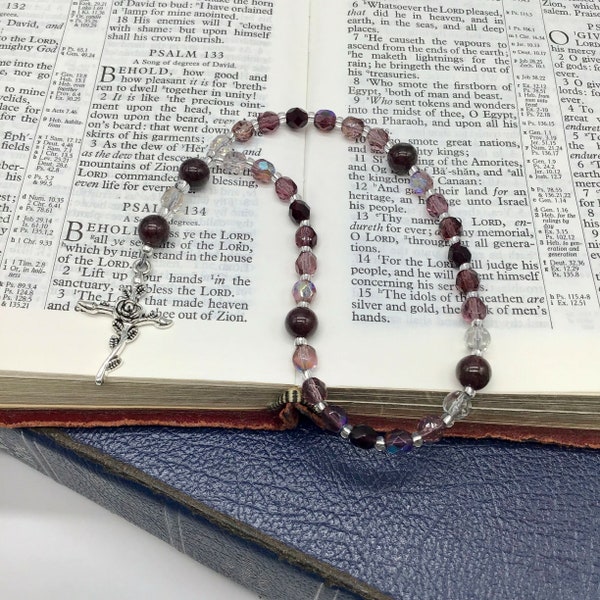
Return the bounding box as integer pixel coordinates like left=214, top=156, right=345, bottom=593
left=349, top=424, right=378, bottom=450
left=292, top=344, right=317, bottom=371
left=461, top=296, right=487, bottom=323
left=295, top=225, right=317, bottom=248
left=448, top=243, right=472, bottom=268
left=341, top=116, right=364, bottom=141
left=314, top=109, right=336, bottom=132
left=456, top=355, right=492, bottom=390
left=257, top=111, right=280, bottom=134
left=425, top=193, right=448, bottom=218
left=275, top=176, right=297, bottom=201
left=439, top=217, right=463, bottom=240
left=410, top=170, right=433, bottom=195
left=178, top=158, right=210, bottom=191
left=417, top=415, right=446, bottom=443
left=232, top=120, right=254, bottom=142
left=138, top=214, right=170, bottom=248
left=289, top=199, right=311, bottom=224
left=285, top=306, right=318, bottom=337
left=251, top=159, right=276, bottom=183
left=366, top=128, right=389, bottom=152
left=292, top=279, right=316, bottom=303
left=321, top=405, right=348, bottom=433
left=456, top=269, right=480, bottom=293
left=387, top=142, right=418, bottom=175
left=302, top=377, right=327, bottom=407
left=295, top=251, right=317, bottom=275
left=285, top=107, right=308, bottom=129
left=385, top=429, right=413, bottom=453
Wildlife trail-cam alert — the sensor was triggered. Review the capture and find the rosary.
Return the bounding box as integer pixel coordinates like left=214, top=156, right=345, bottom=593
left=76, top=107, right=492, bottom=454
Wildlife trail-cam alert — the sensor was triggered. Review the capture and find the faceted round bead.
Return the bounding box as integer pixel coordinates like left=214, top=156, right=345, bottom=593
left=465, top=323, right=491, bottom=352
left=439, top=217, right=463, bottom=239
left=425, top=193, right=448, bottom=218
left=285, top=107, right=308, bottom=129
left=385, top=429, right=413, bottom=454
left=456, top=269, right=480, bottom=293
left=321, top=405, right=348, bottom=433
left=302, top=377, right=327, bottom=407
left=366, top=128, right=389, bottom=152
left=295, top=251, right=317, bottom=275
left=160, top=187, right=185, bottom=216
left=410, top=170, right=433, bottom=195
left=232, top=119, right=254, bottom=142
left=461, top=296, right=487, bottom=323
left=293, top=344, right=317, bottom=371
left=341, top=116, right=365, bottom=141
left=222, top=151, right=247, bottom=175
left=275, top=176, right=297, bottom=201
left=314, top=109, right=336, bottom=132
left=285, top=306, right=318, bottom=337
left=387, top=142, right=418, bottom=175
left=417, top=415, right=446, bottom=443
left=208, top=134, right=230, bottom=154
left=138, top=214, right=169, bottom=248
left=442, top=391, right=473, bottom=421
left=448, top=243, right=472, bottom=268
left=349, top=424, right=378, bottom=450
left=295, top=225, right=317, bottom=248
left=289, top=199, right=310, bottom=224
left=456, top=355, right=492, bottom=390
left=257, top=111, right=280, bottom=134
left=292, top=279, right=316, bottom=303
left=178, top=158, right=210, bottom=191
left=251, top=159, right=276, bottom=183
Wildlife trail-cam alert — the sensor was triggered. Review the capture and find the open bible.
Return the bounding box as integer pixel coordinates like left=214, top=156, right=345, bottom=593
left=1, top=0, right=599, bottom=441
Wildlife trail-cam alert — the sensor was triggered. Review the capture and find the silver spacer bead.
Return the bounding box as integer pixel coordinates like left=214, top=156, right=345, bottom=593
left=442, top=413, right=455, bottom=428
left=449, top=235, right=461, bottom=246
left=340, top=424, right=353, bottom=439
left=175, top=179, right=190, bottom=193
left=299, top=246, right=312, bottom=254
left=302, top=369, right=312, bottom=380
left=464, top=386, right=476, bottom=398
left=472, top=319, right=484, bottom=328
left=300, top=273, right=312, bottom=281
left=297, top=301, right=310, bottom=309
left=314, top=401, right=326, bottom=414
left=273, top=171, right=283, bottom=180
left=294, top=337, right=308, bottom=346
left=375, top=436, right=386, bottom=452
left=411, top=432, right=424, bottom=448
left=141, top=245, right=153, bottom=256
left=383, top=140, right=394, bottom=153
left=465, top=291, right=480, bottom=299
left=408, top=165, right=420, bottom=176
left=278, top=112, right=286, bottom=123
left=299, top=219, right=311, bottom=227
left=438, top=211, right=450, bottom=222
left=471, top=349, right=484, bottom=357
left=458, top=262, right=472, bottom=272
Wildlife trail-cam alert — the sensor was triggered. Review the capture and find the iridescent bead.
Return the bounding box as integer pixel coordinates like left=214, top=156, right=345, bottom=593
left=257, top=111, right=280, bottom=134
left=456, top=355, right=492, bottom=390
left=251, top=159, right=276, bottom=183
left=448, top=243, right=472, bottom=268
left=293, top=344, right=317, bottom=371
left=387, top=142, right=418, bottom=175
left=425, top=193, right=448, bottom=218
left=208, top=134, right=230, bottom=154
left=138, top=214, right=169, bottom=248
left=275, top=176, right=297, bottom=201
left=292, top=279, right=316, bottom=303
left=341, top=116, right=364, bottom=140
left=417, top=415, right=446, bottom=443
left=349, top=424, right=378, bottom=450
left=285, top=306, right=318, bottom=337
left=321, top=405, right=348, bottom=433
left=442, top=391, right=472, bottom=421
left=461, top=296, right=487, bottom=323
left=295, top=225, right=317, bottom=248
left=160, top=186, right=185, bottom=216
left=314, top=109, right=336, bottom=131
left=295, top=251, right=317, bottom=275
left=232, top=119, right=254, bottom=142
left=178, top=158, right=210, bottom=191
left=456, top=269, right=480, bottom=293
left=302, top=377, right=327, bottom=407
left=439, top=216, right=463, bottom=239
left=285, top=107, right=308, bottom=129
left=289, top=199, right=310, bottom=224
left=410, top=170, right=433, bottom=195
left=222, top=151, right=247, bottom=175
left=465, top=323, right=491, bottom=351
left=366, top=128, right=389, bottom=152
left=384, top=429, right=413, bottom=453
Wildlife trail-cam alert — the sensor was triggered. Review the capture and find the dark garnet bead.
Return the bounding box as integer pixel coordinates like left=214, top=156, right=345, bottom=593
left=301, top=377, right=327, bottom=407
left=178, top=158, right=210, bottom=191
left=448, top=243, right=472, bottom=268
left=295, top=225, right=317, bottom=248
left=138, top=214, right=170, bottom=248
left=439, top=216, right=463, bottom=239
left=456, top=355, right=492, bottom=390
left=285, top=107, right=308, bottom=129
left=289, top=199, right=310, bottom=224
left=321, top=405, right=348, bottom=433
left=349, top=424, right=378, bottom=450
left=387, top=142, right=418, bottom=175
left=285, top=306, right=318, bottom=337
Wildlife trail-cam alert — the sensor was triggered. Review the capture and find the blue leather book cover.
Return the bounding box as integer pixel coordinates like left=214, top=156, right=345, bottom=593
left=1, top=425, right=598, bottom=600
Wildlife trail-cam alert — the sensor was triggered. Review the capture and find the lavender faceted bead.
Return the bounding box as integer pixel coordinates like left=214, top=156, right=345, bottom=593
left=295, top=251, right=317, bottom=275
left=417, top=415, right=446, bottom=443
left=321, top=405, right=348, bottom=433
left=385, top=429, right=413, bottom=453
left=426, top=193, right=448, bottom=218
left=292, top=279, right=316, bottom=303
left=302, top=377, right=327, bottom=407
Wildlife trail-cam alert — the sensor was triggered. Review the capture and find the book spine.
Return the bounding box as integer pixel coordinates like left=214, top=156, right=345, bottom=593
left=0, top=428, right=364, bottom=600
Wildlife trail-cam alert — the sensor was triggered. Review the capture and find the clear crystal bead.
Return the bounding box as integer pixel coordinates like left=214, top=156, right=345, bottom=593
left=465, top=323, right=491, bottom=351
left=208, top=134, right=231, bottom=154
left=442, top=390, right=473, bottom=421
left=160, top=186, right=185, bottom=216
left=222, top=150, right=247, bottom=175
